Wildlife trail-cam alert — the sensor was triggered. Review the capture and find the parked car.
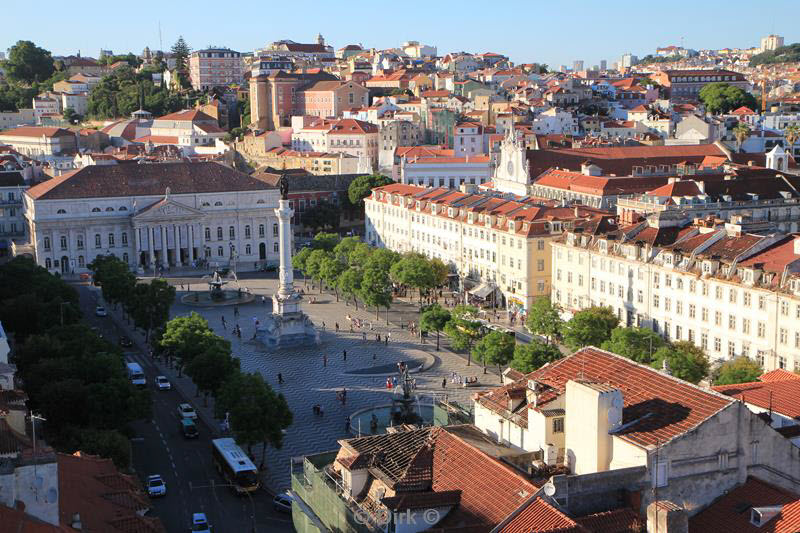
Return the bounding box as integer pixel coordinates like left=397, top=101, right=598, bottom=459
left=273, top=492, right=294, bottom=513
left=180, top=418, right=199, bottom=439
left=94, top=306, right=107, bottom=317
left=119, top=336, right=133, bottom=348
left=146, top=474, right=166, bottom=497
left=155, top=376, right=171, bottom=391
left=191, top=512, right=211, bottom=532
left=179, top=403, right=197, bottom=419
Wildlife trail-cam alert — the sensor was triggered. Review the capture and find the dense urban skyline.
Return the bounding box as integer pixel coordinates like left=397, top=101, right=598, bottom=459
left=3, top=0, right=797, bottom=67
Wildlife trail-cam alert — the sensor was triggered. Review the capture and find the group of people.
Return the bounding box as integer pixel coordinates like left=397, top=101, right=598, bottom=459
left=448, top=371, right=476, bottom=386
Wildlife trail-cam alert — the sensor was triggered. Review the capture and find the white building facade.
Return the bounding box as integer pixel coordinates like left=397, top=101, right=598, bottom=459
left=22, top=162, right=281, bottom=275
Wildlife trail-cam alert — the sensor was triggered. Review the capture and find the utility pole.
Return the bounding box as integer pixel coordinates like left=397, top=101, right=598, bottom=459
left=30, top=413, right=47, bottom=491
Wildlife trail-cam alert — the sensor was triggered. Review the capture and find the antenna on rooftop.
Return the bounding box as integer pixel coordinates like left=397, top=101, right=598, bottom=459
left=158, top=21, right=163, bottom=53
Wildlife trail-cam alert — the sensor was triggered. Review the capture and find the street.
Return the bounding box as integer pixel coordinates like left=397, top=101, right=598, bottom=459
left=74, top=283, right=295, bottom=533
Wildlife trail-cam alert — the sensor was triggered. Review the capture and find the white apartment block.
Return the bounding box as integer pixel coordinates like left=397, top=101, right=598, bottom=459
left=365, top=183, right=608, bottom=312
left=399, top=154, right=491, bottom=189
left=551, top=216, right=800, bottom=372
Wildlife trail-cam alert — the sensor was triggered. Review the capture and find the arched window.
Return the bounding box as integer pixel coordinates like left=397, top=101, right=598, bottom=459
left=205, top=248, right=211, bottom=258
left=204, top=227, right=211, bottom=240
left=245, top=244, right=252, bottom=255
left=217, top=246, right=223, bottom=257
left=76, top=235, right=84, bottom=249
left=108, top=233, right=115, bottom=247
left=202, top=202, right=210, bottom=207
left=214, top=201, right=223, bottom=206
left=60, top=236, right=67, bottom=250
left=121, top=232, right=128, bottom=245
left=258, top=224, right=265, bottom=238
left=105, top=207, right=114, bottom=212
left=229, top=226, right=235, bottom=239
left=91, top=207, right=101, bottom=213
left=216, top=227, right=223, bottom=240
left=78, top=255, right=85, bottom=267
left=43, top=237, right=51, bottom=250
left=256, top=199, right=265, bottom=204
left=45, top=258, right=52, bottom=269
left=245, top=225, right=251, bottom=238
left=274, top=242, right=279, bottom=253
left=119, top=206, right=128, bottom=211
left=122, top=253, right=128, bottom=263
left=95, top=234, right=101, bottom=248
left=56, top=209, right=66, bottom=214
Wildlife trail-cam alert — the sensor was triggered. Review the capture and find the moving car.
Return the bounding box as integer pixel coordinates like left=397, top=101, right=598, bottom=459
left=273, top=492, right=294, bottom=513
left=180, top=418, right=199, bottom=439
left=146, top=474, right=166, bottom=497
left=191, top=512, right=211, bottom=532
left=94, top=306, right=107, bottom=317
left=155, top=376, right=171, bottom=390
left=119, top=336, right=133, bottom=348
left=179, top=403, right=197, bottom=419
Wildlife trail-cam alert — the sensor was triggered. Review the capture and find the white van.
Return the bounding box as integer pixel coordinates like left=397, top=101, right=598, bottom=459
left=126, top=362, right=146, bottom=388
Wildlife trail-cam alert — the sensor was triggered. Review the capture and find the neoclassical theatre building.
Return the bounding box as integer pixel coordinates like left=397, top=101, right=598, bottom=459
left=21, top=162, right=282, bottom=274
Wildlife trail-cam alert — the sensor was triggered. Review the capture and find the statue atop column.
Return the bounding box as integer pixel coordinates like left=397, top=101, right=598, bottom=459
left=279, top=175, right=289, bottom=200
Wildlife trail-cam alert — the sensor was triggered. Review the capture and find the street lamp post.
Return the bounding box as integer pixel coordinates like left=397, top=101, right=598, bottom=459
left=59, top=301, right=70, bottom=326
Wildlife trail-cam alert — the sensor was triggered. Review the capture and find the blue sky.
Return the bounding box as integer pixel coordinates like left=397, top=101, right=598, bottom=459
left=3, top=0, right=796, bottom=67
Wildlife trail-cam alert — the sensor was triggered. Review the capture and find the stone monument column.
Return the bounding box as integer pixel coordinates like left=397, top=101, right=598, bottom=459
left=275, top=200, right=294, bottom=299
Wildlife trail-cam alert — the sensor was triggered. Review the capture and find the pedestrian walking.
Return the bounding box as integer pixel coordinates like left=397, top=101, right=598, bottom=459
left=335, top=322, right=340, bottom=332
left=385, top=335, right=389, bottom=346
left=278, top=373, right=284, bottom=384
left=322, top=322, right=326, bottom=331
left=345, top=416, right=350, bottom=433
left=234, top=306, right=239, bottom=317
left=221, top=316, right=227, bottom=330
left=362, top=332, right=367, bottom=341
left=442, top=378, right=447, bottom=389
left=412, top=378, right=417, bottom=390
left=323, top=354, right=327, bottom=367
left=262, top=295, right=266, bottom=305
left=373, top=353, right=376, bottom=363
left=343, top=350, right=347, bottom=361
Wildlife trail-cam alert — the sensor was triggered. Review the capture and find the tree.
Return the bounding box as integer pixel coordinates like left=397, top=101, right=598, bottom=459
left=390, top=254, right=435, bottom=301
left=713, top=356, right=762, bottom=386
left=429, top=258, right=450, bottom=288
left=319, top=255, right=346, bottom=301
left=79, top=429, right=133, bottom=469
left=348, top=242, right=372, bottom=267
left=651, top=341, right=709, bottom=384
left=171, top=36, right=191, bottom=76
left=365, top=248, right=399, bottom=273
left=303, top=202, right=341, bottom=232
left=159, top=312, right=220, bottom=377
left=784, top=122, right=800, bottom=156
left=526, top=298, right=563, bottom=345
left=304, top=249, right=329, bottom=292
left=360, top=264, right=393, bottom=319
left=420, top=304, right=451, bottom=350
left=511, top=340, right=562, bottom=373
left=216, top=372, right=293, bottom=468
left=291, top=247, right=312, bottom=282
left=88, top=254, right=136, bottom=311
left=733, top=122, right=751, bottom=153
left=311, top=232, right=341, bottom=252
left=333, top=236, right=360, bottom=264
left=443, top=305, right=484, bottom=364
left=127, top=279, right=175, bottom=341
left=185, top=341, right=239, bottom=406
left=698, top=83, right=758, bottom=115
left=87, top=66, right=183, bottom=119
left=4, top=40, right=54, bottom=84
left=347, top=174, right=393, bottom=208
left=600, top=327, right=666, bottom=364
left=472, top=330, right=515, bottom=374
left=337, top=267, right=363, bottom=309
left=562, top=306, right=619, bottom=351
left=62, top=107, right=79, bottom=124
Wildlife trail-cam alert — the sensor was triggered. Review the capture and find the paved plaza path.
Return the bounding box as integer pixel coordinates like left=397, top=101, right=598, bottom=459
left=167, top=276, right=501, bottom=491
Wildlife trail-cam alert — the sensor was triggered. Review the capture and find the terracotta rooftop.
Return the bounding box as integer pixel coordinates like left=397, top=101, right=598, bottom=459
left=713, top=378, right=800, bottom=419
left=0, top=127, right=75, bottom=138
left=26, top=162, right=275, bottom=200
left=476, top=347, right=733, bottom=448
left=689, top=476, right=800, bottom=533
left=760, top=369, right=800, bottom=383
left=575, top=508, right=645, bottom=533
left=499, top=498, right=586, bottom=533
left=0, top=505, right=64, bottom=532
left=156, top=109, right=215, bottom=122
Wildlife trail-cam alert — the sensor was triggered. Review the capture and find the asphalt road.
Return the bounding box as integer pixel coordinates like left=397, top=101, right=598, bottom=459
left=74, top=284, right=295, bottom=533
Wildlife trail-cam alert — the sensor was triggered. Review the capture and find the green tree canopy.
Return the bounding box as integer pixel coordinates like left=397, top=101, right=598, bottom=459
left=87, top=66, right=183, bottom=119
left=511, top=340, right=562, bottom=373
left=318, top=255, right=346, bottom=300
left=750, top=43, right=800, bottom=67
left=348, top=242, right=372, bottom=267
left=291, top=247, right=312, bottom=276
left=216, top=372, right=293, bottom=468
left=713, top=356, right=762, bottom=386
left=185, top=341, right=239, bottom=406
left=159, top=312, right=221, bottom=375
left=127, top=278, right=175, bottom=341
left=651, top=341, right=709, bottom=384
left=337, top=267, right=363, bottom=309
left=311, top=232, right=341, bottom=252
left=443, top=305, right=484, bottom=362
left=304, top=249, right=330, bottom=288
left=562, top=306, right=619, bottom=351
left=88, top=254, right=136, bottom=309
left=4, top=40, right=54, bottom=84
left=347, top=174, right=393, bottom=207
left=302, top=202, right=341, bottom=232
left=472, top=330, right=515, bottom=373
left=171, top=36, right=191, bottom=75
left=420, top=303, right=451, bottom=350
left=390, top=253, right=435, bottom=299
left=600, top=327, right=666, bottom=364
left=333, top=236, right=361, bottom=264
left=359, top=264, right=393, bottom=319
left=365, top=248, right=400, bottom=273
left=526, top=298, right=563, bottom=345
left=698, top=83, right=758, bottom=115
left=429, top=258, right=450, bottom=288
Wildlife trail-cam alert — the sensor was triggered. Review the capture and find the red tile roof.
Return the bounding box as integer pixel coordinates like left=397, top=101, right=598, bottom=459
left=689, top=477, right=800, bottom=533
left=713, top=378, right=800, bottom=419
left=0, top=505, right=64, bottom=532
left=477, top=347, right=733, bottom=448
left=575, top=508, right=645, bottom=533
left=156, top=109, right=215, bottom=122
left=132, top=135, right=179, bottom=145
left=761, top=369, right=800, bottom=383
left=0, top=127, right=75, bottom=138
left=732, top=106, right=756, bottom=115
left=499, top=499, right=586, bottom=533
left=646, top=180, right=703, bottom=197
left=327, top=118, right=378, bottom=135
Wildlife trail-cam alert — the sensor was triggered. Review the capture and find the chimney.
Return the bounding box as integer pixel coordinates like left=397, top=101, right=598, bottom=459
left=793, top=236, right=800, bottom=256
left=647, top=501, right=688, bottom=533
left=565, top=380, right=623, bottom=475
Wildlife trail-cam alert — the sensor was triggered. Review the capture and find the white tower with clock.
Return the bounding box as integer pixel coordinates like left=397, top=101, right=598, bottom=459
left=493, top=128, right=530, bottom=196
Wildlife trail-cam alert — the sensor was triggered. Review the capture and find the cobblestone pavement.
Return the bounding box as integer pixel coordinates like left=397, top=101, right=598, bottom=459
left=168, top=276, right=502, bottom=491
